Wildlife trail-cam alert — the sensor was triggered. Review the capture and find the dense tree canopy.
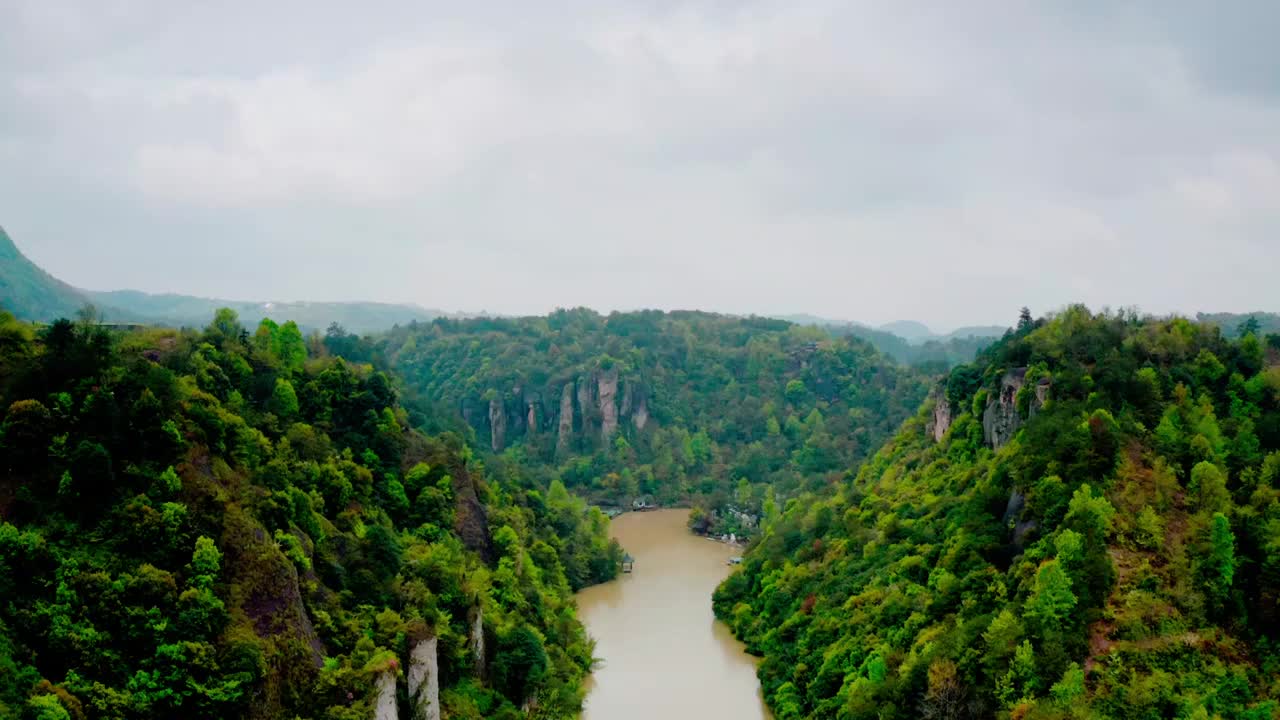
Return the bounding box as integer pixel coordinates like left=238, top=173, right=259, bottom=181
left=0, top=307, right=620, bottom=719
left=716, top=307, right=1280, bottom=719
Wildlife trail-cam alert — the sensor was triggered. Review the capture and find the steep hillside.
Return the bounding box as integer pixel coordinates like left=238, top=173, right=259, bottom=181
left=383, top=309, right=931, bottom=535
left=0, top=227, right=97, bottom=322
left=0, top=306, right=619, bottom=719
left=716, top=307, right=1280, bottom=719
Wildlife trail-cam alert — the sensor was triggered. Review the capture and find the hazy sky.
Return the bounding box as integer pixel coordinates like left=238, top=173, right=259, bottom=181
left=3, top=1, right=1278, bottom=330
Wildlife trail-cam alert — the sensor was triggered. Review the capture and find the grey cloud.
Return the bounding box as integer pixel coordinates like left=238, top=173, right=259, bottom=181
left=1, top=0, right=1277, bottom=329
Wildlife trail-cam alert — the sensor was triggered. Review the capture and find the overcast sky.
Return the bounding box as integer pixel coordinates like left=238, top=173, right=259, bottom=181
left=2, top=1, right=1278, bottom=330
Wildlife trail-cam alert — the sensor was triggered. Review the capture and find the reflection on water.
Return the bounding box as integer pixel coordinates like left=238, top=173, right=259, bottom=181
left=576, top=509, right=772, bottom=720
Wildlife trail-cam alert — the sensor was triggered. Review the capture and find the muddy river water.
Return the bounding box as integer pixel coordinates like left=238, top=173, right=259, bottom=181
left=575, top=509, right=772, bottom=720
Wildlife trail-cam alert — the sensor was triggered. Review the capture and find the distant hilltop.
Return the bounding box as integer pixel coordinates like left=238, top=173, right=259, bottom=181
left=2, top=225, right=1273, bottom=344
left=0, top=226, right=446, bottom=334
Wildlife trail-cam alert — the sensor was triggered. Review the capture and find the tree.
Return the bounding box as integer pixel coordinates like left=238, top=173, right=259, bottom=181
left=785, top=379, right=808, bottom=406
left=920, top=659, right=967, bottom=720
left=1050, top=662, right=1085, bottom=707
left=254, top=318, right=279, bottom=355
left=206, top=308, right=245, bottom=349
left=1238, top=316, right=1261, bottom=338
left=0, top=399, right=51, bottom=471
left=269, top=378, right=300, bottom=420
left=27, top=694, right=71, bottom=720
left=190, top=535, right=222, bottom=587
left=1203, top=512, right=1236, bottom=614
left=490, top=625, right=548, bottom=703
left=1017, top=307, right=1034, bottom=333
left=157, top=466, right=182, bottom=495
left=766, top=415, right=782, bottom=437
left=996, top=640, right=1037, bottom=706
left=1025, top=559, right=1077, bottom=633
left=1190, top=462, right=1230, bottom=516
left=1134, top=506, right=1164, bottom=550
left=273, top=321, right=307, bottom=372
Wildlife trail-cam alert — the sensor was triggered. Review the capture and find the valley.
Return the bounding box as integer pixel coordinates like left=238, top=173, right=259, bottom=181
left=1, top=235, right=1279, bottom=719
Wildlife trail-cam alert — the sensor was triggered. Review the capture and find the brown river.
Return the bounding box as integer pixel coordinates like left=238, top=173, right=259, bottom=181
left=576, top=509, right=772, bottom=720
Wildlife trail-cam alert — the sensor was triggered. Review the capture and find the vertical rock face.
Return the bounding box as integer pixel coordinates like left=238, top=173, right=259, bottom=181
left=576, top=376, right=593, bottom=438
left=1003, top=488, right=1037, bottom=548
left=526, top=402, right=537, bottom=434
left=982, top=368, right=1027, bottom=449
left=1029, top=378, right=1051, bottom=420
left=557, top=383, right=575, bottom=455
left=373, top=671, right=397, bottom=720
left=488, top=397, right=506, bottom=452
left=932, top=392, right=953, bottom=442
left=408, top=635, right=441, bottom=720
left=619, top=381, right=633, bottom=417
left=598, top=368, right=619, bottom=442
left=470, top=606, right=486, bottom=678
left=452, top=466, right=495, bottom=563
left=633, top=394, right=649, bottom=430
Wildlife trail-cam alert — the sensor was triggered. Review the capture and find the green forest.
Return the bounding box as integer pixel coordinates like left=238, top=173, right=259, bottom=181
left=0, top=307, right=620, bottom=719
left=4, top=294, right=1280, bottom=720
left=380, top=309, right=931, bottom=539
left=715, top=307, right=1280, bottom=719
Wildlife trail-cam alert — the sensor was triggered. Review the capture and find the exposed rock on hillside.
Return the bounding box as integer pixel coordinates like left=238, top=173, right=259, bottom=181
left=470, top=605, right=486, bottom=678
left=488, top=397, right=506, bottom=451
left=408, top=634, right=441, bottom=720
left=598, top=368, right=619, bottom=441
left=983, top=368, right=1026, bottom=449
left=633, top=393, right=649, bottom=430
left=557, top=383, right=574, bottom=455
left=929, top=390, right=953, bottom=442
left=373, top=671, right=397, bottom=720
left=474, top=369, right=652, bottom=456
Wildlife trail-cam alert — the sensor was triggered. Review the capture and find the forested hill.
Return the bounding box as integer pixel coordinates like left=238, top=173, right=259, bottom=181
left=381, top=309, right=932, bottom=531
left=0, top=307, right=620, bottom=719
left=0, top=227, right=440, bottom=333
left=0, top=227, right=100, bottom=322
left=715, top=307, right=1280, bottom=719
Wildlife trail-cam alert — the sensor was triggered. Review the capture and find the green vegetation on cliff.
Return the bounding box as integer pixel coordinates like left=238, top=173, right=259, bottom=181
left=0, top=307, right=618, bottom=719
left=383, top=309, right=931, bottom=536
left=715, top=307, right=1280, bottom=719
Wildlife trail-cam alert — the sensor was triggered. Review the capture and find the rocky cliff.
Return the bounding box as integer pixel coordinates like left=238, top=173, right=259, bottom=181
left=556, top=383, right=574, bottom=455
left=981, top=368, right=1050, bottom=449
left=470, top=605, right=486, bottom=678
left=488, top=397, right=506, bottom=452
left=450, top=462, right=495, bottom=563
left=477, top=370, right=652, bottom=454
left=408, top=634, right=441, bottom=720
left=929, top=390, right=953, bottom=442
left=982, top=368, right=1026, bottom=449
left=598, top=368, right=619, bottom=442
left=373, top=670, right=397, bottom=720
left=634, top=393, right=649, bottom=430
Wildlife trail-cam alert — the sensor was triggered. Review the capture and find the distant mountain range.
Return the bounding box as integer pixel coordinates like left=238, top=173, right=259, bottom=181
left=772, top=314, right=1009, bottom=344
left=3, top=225, right=1273, bottom=352
left=0, top=226, right=443, bottom=333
